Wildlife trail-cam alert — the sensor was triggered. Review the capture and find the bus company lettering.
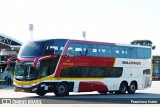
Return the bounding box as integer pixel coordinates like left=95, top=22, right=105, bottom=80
left=122, top=61, right=141, bottom=65
left=63, top=60, right=74, bottom=66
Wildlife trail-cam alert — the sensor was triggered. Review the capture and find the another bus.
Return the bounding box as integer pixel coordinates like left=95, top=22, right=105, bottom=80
left=7, top=39, right=152, bottom=96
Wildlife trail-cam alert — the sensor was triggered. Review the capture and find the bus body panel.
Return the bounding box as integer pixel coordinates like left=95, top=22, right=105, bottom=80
left=12, top=39, right=152, bottom=95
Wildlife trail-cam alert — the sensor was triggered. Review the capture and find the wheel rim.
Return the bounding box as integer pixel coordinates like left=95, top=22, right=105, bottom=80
left=130, top=84, right=136, bottom=91
left=57, top=85, right=66, bottom=94
left=121, top=84, right=126, bottom=92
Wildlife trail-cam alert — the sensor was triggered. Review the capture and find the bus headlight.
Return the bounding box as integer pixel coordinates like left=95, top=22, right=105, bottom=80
left=32, top=88, right=37, bottom=92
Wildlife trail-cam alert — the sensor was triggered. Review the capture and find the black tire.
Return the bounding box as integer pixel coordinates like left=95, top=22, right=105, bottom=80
left=108, top=91, right=114, bottom=94
left=128, top=82, right=136, bottom=94
left=36, top=85, right=46, bottom=96
left=116, top=82, right=127, bottom=94
left=98, top=91, right=107, bottom=94
left=36, top=91, right=46, bottom=96
left=54, top=82, right=69, bottom=96
left=115, top=91, right=120, bottom=94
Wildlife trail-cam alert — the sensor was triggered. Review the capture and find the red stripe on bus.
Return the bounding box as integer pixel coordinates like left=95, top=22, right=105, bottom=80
left=78, top=82, right=108, bottom=92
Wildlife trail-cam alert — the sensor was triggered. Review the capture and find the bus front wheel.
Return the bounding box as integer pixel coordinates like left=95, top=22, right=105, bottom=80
left=54, top=82, right=69, bottom=96
left=36, top=91, right=46, bottom=96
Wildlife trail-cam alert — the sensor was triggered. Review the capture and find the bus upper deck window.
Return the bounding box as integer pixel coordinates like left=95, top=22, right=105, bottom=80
left=45, top=46, right=55, bottom=55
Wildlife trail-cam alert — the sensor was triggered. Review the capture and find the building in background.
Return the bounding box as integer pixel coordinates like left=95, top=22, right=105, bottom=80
left=152, top=56, right=160, bottom=80
left=0, top=33, right=22, bottom=73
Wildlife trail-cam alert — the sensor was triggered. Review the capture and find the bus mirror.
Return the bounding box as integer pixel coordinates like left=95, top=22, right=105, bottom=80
left=34, top=57, right=41, bottom=70
left=7, top=56, right=18, bottom=67
left=34, top=55, right=58, bottom=70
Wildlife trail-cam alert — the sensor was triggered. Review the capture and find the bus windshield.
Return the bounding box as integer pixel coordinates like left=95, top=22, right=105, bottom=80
left=15, top=39, right=68, bottom=81
left=15, top=62, right=38, bottom=81
left=18, top=39, right=68, bottom=58
left=18, top=41, right=45, bottom=58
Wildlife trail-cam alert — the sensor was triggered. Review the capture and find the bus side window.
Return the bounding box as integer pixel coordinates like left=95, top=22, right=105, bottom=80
left=83, top=48, right=88, bottom=56
left=144, top=48, right=151, bottom=58
left=66, top=43, right=83, bottom=56
left=112, top=46, right=125, bottom=58
left=44, top=46, right=56, bottom=55
left=125, top=47, right=137, bottom=59
left=66, top=47, right=74, bottom=57
left=137, top=48, right=145, bottom=59
left=98, top=45, right=112, bottom=57
left=40, top=67, right=50, bottom=77
left=83, top=44, right=98, bottom=56
left=44, top=41, right=64, bottom=56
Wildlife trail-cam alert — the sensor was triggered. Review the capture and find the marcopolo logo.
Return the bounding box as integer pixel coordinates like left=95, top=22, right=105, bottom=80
left=122, top=61, right=141, bottom=65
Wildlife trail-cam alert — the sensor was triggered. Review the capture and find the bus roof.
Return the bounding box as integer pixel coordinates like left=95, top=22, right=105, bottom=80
left=68, top=39, right=151, bottom=49
left=27, top=38, right=151, bottom=49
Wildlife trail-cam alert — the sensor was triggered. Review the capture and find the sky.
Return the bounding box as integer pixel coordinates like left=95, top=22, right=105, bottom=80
left=0, top=0, right=160, bottom=55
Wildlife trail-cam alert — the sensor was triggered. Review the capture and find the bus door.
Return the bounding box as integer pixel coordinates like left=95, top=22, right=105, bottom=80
left=142, top=69, right=151, bottom=88
left=138, top=68, right=151, bottom=89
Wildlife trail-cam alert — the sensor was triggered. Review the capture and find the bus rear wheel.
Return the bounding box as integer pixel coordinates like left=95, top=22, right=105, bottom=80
left=128, top=82, right=136, bottom=94
left=54, top=82, right=69, bottom=96
left=115, top=82, right=127, bottom=94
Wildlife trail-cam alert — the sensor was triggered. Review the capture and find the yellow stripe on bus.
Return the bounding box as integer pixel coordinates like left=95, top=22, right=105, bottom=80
left=14, top=76, right=104, bottom=85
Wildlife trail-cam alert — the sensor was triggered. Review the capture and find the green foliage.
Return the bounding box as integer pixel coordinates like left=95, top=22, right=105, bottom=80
left=131, top=40, right=156, bottom=50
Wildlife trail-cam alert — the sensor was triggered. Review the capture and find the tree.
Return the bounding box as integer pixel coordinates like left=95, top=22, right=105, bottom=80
left=131, top=40, right=156, bottom=50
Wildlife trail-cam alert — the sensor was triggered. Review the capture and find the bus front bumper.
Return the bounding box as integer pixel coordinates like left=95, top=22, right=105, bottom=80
left=14, top=85, right=39, bottom=93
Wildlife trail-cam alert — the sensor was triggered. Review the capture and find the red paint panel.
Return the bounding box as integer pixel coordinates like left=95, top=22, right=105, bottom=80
left=54, top=55, right=115, bottom=77
left=78, top=82, right=108, bottom=92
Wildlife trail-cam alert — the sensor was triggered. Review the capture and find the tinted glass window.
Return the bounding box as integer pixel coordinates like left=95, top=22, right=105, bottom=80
left=66, top=42, right=151, bottom=59
left=144, top=48, right=151, bottom=58
left=137, top=48, right=145, bottom=59
left=83, top=44, right=98, bottom=56
left=60, top=66, right=123, bottom=78
left=44, top=40, right=67, bottom=56
left=112, top=46, right=125, bottom=58
left=67, top=43, right=99, bottom=56
left=18, top=41, right=45, bottom=58
left=125, top=47, right=137, bottom=58
left=67, top=43, right=83, bottom=56
left=18, top=39, right=67, bottom=58
left=98, top=45, right=112, bottom=57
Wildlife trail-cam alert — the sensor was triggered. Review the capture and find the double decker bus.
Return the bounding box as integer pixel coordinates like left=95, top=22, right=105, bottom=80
left=7, top=39, right=152, bottom=96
